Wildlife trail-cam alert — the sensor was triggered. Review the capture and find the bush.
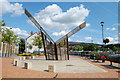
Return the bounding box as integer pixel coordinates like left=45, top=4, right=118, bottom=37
left=103, top=52, right=110, bottom=60
left=89, top=52, right=100, bottom=56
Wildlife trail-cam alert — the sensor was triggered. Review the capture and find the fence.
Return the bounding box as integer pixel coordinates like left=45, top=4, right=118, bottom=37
left=0, top=42, right=19, bottom=57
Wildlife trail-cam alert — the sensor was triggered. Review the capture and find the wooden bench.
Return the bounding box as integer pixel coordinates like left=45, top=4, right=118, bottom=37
left=95, top=56, right=101, bottom=62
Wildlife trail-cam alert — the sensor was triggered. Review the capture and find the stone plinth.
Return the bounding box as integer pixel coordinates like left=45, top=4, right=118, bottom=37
left=31, top=56, right=35, bottom=59
left=13, top=59, right=21, bottom=66
left=24, top=62, right=32, bottom=69
left=48, top=65, right=55, bottom=72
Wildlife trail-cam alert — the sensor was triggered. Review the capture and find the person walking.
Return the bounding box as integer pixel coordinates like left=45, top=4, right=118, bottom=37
left=101, top=54, right=106, bottom=63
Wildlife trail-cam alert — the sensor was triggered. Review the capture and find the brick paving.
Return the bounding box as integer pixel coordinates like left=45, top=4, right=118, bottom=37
left=1, top=56, right=120, bottom=78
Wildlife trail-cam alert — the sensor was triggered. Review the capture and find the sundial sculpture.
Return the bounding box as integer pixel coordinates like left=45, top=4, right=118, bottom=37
left=25, top=9, right=86, bottom=60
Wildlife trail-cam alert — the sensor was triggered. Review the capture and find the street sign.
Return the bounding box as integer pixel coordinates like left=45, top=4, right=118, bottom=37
left=16, top=44, right=19, bottom=47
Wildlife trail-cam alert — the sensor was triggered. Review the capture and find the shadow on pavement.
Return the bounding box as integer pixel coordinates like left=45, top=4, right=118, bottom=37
left=116, top=71, right=120, bottom=73
left=44, top=70, right=49, bottom=72
left=101, top=65, right=120, bottom=69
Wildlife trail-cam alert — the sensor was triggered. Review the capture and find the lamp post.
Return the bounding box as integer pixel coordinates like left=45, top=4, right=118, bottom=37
left=100, top=22, right=104, bottom=41
left=100, top=22, right=104, bottom=52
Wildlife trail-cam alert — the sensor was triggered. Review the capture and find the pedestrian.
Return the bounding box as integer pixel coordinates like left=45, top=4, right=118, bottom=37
left=101, top=54, right=106, bottom=63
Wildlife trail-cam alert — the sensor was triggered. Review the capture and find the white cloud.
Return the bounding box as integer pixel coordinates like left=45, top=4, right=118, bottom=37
left=76, top=40, right=83, bottom=42
left=52, top=30, right=69, bottom=37
left=106, top=37, right=118, bottom=44
left=84, top=37, right=92, bottom=41
left=111, top=28, right=117, bottom=30
left=68, top=38, right=73, bottom=41
left=106, top=27, right=117, bottom=31
left=11, top=28, right=29, bottom=37
left=106, top=28, right=109, bottom=30
left=112, top=23, right=120, bottom=27
left=2, top=26, right=29, bottom=37
left=0, top=0, right=24, bottom=16
left=106, top=37, right=114, bottom=42
left=86, top=23, right=90, bottom=27
left=28, top=4, right=90, bottom=32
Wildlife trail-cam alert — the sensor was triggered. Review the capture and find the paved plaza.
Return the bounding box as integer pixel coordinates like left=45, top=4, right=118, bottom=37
left=16, top=56, right=107, bottom=73
left=1, top=56, right=119, bottom=78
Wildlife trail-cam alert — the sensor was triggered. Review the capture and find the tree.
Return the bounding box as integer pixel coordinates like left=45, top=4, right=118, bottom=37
left=83, top=43, right=97, bottom=51
left=103, top=38, right=109, bottom=44
left=112, top=46, right=120, bottom=51
left=0, top=20, right=6, bottom=27
left=2, top=28, right=19, bottom=44
left=19, top=38, right=25, bottom=53
left=0, top=20, right=6, bottom=42
left=28, top=44, right=32, bottom=49
left=32, top=36, right=43, bottom=53
left=69, top=45, right=83, bottom=51
left=74, top=45, right=83, bottom=51
left=0, top=20, right=19, bottom=56
left=0, top=20, right=19, bottom=44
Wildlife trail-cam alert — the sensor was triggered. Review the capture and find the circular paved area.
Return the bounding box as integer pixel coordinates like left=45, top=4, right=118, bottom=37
left=16, top=56, right=107, bottom=73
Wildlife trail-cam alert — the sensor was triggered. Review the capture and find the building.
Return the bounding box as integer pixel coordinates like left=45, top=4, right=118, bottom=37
left=25, top=32, right=43, bottom=53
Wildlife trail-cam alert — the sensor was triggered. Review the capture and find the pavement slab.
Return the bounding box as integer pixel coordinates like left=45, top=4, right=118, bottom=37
left=1, top=56, right=119, bottom=78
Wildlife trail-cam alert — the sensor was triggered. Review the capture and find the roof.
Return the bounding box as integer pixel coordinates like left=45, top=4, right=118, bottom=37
left=26, top=32, right=40, bottom=40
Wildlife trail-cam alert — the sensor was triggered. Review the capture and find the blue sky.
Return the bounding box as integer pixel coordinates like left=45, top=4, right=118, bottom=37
left=1, top=1, right=119, bottom=44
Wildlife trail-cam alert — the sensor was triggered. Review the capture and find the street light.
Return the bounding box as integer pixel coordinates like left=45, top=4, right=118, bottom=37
left=100, top=21, right=104, bottom=52
left=100, top=22, right=104, bottom=41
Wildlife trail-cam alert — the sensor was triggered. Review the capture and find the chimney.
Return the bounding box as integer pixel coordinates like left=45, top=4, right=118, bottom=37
left=37, top=32, right=41, bottom=35
left=30, top=31, right=34, bottom=36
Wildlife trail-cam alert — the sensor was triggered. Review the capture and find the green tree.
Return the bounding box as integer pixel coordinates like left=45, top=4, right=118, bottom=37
left=2, top=28, right=19, bottom=44
left=69, top=45, right=83, bottom=51
left=103, top=38, right=109, bottom=44
left=112, top=46, right=120, bottom=51
left=83, top=43, right=97, bottom=51
left=0, top=20, right=19, bottom=56
left=0, top=20, right=6, bottom=42
left=19, top=38, right=25, bottom=53
left=83, top=44, right=89, bottom=51
left=0, top=20, right=6, bottom=27
left=96, top=46, right=102, bottom=51
left=32, top=36, right=43, bottom=53
left=107, top=44, right=120, bottom=51
left=74, top=45, right=83, bottom=51
left=0, top=20, right=19, bottom=44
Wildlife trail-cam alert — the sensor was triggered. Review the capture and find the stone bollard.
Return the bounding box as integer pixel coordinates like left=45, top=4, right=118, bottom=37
left=24, top=62, right=32, bottom=69
left=22, top=56, right=26, bottom=60
left=18, top=57, right=22, bottom=60
left=26, top=56, right=32, bottom=59
left=13, top=59, right=21, bottom=66
left=31, top=56, right=35, bottom=59
left=48, top=65, right=55, bottom=72
left=25, top=56, right=29, bottom=59
left=13, top=59, right=18, bottom=66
